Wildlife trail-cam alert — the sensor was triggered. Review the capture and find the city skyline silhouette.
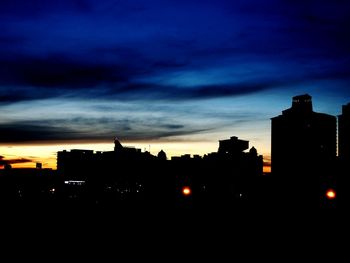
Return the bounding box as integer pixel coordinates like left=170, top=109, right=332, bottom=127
left=1, top=1, right=350, bottom=210
left=0, top=94, right=348, bottom=170
left=1, top=0, right=350, bottom=171
left=0, top=94, right=349, bottom=210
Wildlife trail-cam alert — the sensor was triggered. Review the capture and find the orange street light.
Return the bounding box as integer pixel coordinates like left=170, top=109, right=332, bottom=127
left=182, top=186, right=191, bottom=196
left=326, top=189, right=336, bottom=200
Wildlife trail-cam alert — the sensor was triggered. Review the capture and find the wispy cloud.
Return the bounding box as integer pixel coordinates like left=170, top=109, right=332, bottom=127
left=0, top=155, right=33, bottom=166
left=0, top=117, right=213, bottom=143
left=0, top=0, right=349, bottom=151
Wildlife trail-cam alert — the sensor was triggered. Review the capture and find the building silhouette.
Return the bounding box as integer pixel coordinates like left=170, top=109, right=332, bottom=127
left=56, top=136, right=263, bottom=208
left=271, top=94, right=337, bottom=207
left=271, top=94, right=336, bottom=175
left=337, top=103, right=350, bottom=208
left=339, top=103, right=350, bottom=161
left=3, top=94, right=347, bottom=209
left=157, top=150, right=167, bottom=161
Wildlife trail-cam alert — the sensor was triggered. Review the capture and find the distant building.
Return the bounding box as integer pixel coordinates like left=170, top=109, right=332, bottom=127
left=157, top=150, right=167, bottom=161
left=57, top=139, right=159, bottom=181
left=36, top=163, right=42, bottom=169
left=57, top=149, right=95, bottom=180
left=339, top=103, right=350, bottom=160
left=56, top=136, right=263, bottom=206
left=271, top=94, right=336, bottom=176
left=218, top=136, right=249, bottom=155
left=204, top=136, right=263, bottom=176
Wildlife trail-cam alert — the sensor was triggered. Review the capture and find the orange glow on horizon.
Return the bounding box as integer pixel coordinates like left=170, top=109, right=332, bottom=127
left=263, top=165, right=271, bottom=173
left=0, top=141, right=219, bottom=170
left=0, top=141, right=271, bottom=170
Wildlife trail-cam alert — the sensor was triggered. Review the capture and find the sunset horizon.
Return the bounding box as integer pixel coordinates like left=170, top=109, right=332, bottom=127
left=1, top=1, right=349, bottom=174
left=0, top=93, right=347, bottom=173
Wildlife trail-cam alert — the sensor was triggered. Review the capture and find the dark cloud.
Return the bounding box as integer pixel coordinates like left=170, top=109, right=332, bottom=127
left=0, top=55, right=124, bottom=88
left=65, top=80, right=279, bottom=102
left=0, top=155, right=33, bottom=166
left=263, top=161, right=271, bottom=168
left=0, top=0, right=91, bottom=17
left=181, top=83, right=275, bottom=99
left=1, top=48, right=349, bottom=105
left=263, top=155, right=271, bottom=168
left=0, top=53, right=280, bottom=102
left=101, top=81, right=281, bottom=101
left=7, top=158, right=33, bottom=164
left=1, top=0, right=350, bottom=105
left=151, top=60, right=190, bottom=69
left=0, top=123, right=81, bottom=143
left=0, top=0, right=349, bottom=151
left=161, top=124, right=184, bottom=130
left=0, top=93, right=36, bottom=104
left=0, top=118, right=211, bottom=144
left=2, top=70, right=349, bottom=105
left=0, top=35, right=26, bottom=46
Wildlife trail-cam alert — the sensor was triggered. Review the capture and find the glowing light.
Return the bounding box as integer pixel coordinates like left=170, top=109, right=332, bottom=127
left=326, top=189, right=336, bottom=200
left=182, top=186, right=191, bottom=196
left=64, top=180, right=86, bottom=186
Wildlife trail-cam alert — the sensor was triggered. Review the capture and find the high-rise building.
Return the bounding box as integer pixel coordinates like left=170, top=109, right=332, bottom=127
left=271, top=94, right=336, bottom=176
left=339, top=103, right=350, bottom=160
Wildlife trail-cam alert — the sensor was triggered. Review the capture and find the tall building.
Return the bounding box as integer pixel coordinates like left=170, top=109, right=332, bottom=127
left=339, top=103, right=350, bottom=160
left=271, top=94, right=336, bottom=176
left=337, top=103, right=350, bottom=209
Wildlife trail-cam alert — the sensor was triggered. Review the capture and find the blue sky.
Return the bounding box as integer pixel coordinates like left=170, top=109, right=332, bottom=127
left=0, top=0, right=350, bottom=167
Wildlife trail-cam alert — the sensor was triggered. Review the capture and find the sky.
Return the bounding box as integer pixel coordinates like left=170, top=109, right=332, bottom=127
left=1, top=0, right=350, bottom=170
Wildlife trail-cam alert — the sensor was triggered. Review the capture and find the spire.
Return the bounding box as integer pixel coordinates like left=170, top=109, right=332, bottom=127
left=114, top=137, right=124, bottom=152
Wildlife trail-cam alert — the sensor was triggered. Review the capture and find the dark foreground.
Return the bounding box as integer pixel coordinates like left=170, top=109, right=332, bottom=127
left=0, top=166, right=348, bottom=212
